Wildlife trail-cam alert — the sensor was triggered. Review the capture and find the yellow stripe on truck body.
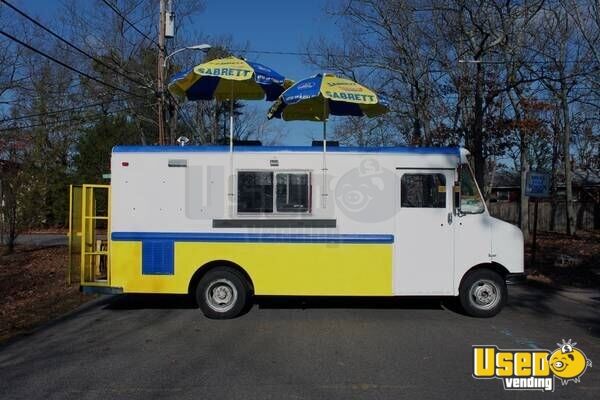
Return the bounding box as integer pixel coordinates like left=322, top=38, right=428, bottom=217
left=110, top=238, right=392, bottom=296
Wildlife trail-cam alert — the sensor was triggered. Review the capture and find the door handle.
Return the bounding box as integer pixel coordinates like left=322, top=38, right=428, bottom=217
left=447, top=212, right=453, bottom=225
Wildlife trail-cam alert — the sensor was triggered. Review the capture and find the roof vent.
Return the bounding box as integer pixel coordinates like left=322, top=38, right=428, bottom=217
left=215, top=139, right=262, bottom=146
left=312, top=140, right=339, bottom=147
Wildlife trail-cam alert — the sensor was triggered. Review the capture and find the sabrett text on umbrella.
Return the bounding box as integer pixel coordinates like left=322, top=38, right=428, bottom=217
left=324, top=91, right=376, bottom=102
left=197, top=67, right=252, bottom=77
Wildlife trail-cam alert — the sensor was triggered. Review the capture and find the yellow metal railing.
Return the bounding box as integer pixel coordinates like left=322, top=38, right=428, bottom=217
left=67, top=185, right=82, bottom=285
left=68, top=184, right=110, bottom=286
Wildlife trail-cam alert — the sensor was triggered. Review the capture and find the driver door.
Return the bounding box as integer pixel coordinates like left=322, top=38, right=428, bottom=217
left=393, top=169, right=455, bottom=295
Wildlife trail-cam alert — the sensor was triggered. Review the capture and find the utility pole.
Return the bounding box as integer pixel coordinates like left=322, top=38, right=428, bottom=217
left=165, top=0, right=176, bottom=144
left=157, top=0, right=166, bottom=145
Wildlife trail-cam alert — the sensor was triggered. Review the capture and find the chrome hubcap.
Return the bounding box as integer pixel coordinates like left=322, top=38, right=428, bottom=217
left=205, top=279, right=238, bottom=312
left=470, top=279, right=500, bottom=310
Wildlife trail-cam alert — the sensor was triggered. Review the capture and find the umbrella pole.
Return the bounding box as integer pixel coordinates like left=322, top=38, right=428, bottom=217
left=228, top=85, right=234, bottom=216
left=321, top=106, right=328, bottom=208
left=229, top=90, right=234, bottom=152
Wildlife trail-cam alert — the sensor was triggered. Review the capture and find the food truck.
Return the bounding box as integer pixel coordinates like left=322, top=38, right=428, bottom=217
left=68, top=145, right=523, bottom=318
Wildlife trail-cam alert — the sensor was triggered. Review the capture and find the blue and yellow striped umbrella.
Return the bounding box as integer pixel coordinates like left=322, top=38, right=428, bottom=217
left=267, top=73, right=389, bottom=209
left=168, top=56, right=291, bottom=150
left=168, top=56, right=290, bottom=102
left=267, top=73, right=389, bottom=121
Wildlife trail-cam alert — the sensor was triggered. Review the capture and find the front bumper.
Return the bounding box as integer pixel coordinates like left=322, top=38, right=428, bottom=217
left=81, top=285, right=123, bottom=295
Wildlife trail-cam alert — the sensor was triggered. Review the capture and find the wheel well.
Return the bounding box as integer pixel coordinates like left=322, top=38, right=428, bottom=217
left=188, top=260, right=254, bottom=295
left=459, top=262, right=509, bottom=288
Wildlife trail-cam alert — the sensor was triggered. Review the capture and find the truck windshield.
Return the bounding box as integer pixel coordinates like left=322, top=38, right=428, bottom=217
left=460, top=165, right=485, bottom=214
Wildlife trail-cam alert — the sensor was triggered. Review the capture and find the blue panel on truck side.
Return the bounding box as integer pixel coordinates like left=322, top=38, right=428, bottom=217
left=142, top=240, right=174, bottom=275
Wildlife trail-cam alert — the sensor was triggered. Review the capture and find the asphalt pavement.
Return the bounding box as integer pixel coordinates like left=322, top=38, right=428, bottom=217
left=0, top=285, right=598, bottom=400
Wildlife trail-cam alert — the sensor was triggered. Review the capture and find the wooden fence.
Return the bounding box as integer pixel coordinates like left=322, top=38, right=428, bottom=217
left=489, top=201, right=599, bottom=232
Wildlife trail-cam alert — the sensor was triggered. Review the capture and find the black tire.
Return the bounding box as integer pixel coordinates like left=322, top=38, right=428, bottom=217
left=459, top=269, right=507, bottom=317
left=195, top=267, right=251, bottom=319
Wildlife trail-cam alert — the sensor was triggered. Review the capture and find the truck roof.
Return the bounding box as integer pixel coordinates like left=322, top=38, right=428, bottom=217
left=112, top=145, right=461, bottom=156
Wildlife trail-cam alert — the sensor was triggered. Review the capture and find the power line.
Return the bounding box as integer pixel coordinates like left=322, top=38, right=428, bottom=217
left=231, top=48, right=596, bottom=66
left=99, top=0, right=163, bottom=143
left=0, top=29, right=146, bottom=99
left=0, top=96, right=135, bottom=123
left=0, top=81, right=88, bottom=107
left=167, top=91, right=201, bottom=139
left=0, top=102, right=157, bottom=132
left=0, top=0, right=153, bottom=91
left=231, top=48, right=357, bottom=59
left=100, top=0, right=160, bottom=49
left=233, top=49, right=331, bottom=57
left=0, top=113, right=96, bottom=132
left=176, top=106, right=198, bottom=138
left=458, top=58, right=598, bottom=65
left=2, top=80, right=85, bottom=102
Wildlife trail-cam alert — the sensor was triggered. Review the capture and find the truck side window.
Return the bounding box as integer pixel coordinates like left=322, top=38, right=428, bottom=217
left=237, top=171, right=274, bottom=213
left=459, top=166, right=485, bottom=213
left=237, top=171, right=311, bottom=214
left=401, top=174, right=446, bottom=208
left=276, top=173, right=310, bottom=212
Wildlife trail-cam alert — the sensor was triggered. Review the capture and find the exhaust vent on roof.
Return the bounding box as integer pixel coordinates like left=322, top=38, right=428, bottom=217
left=216, top=139, right=262, bottom=146
left=312, top=140, right=339, bottom=147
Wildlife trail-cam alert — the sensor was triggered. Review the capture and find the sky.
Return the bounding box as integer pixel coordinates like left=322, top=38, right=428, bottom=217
left=186, top=0, right=343, bottom=144
left=17, top=0, right=345, bottom=145
left=197, top=0, right=336, bottom=79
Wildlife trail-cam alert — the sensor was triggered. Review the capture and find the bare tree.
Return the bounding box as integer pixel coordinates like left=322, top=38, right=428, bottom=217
left=565, top=0, right=600, bottom=110
left=305, top=0, right=446, bottom=146
left=305, top=1, right=548, bottom=192
left=525, top=1, right=596, bottom=235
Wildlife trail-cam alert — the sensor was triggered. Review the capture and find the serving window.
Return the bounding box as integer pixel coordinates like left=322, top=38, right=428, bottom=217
left=237, top=171, right=311, bottom=214
left=237, top=171, right=274, bottom=213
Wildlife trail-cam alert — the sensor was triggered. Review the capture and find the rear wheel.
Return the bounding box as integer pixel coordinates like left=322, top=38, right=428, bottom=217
left=459, top=269, right=506, bottom=317
left=195, top=267, right=251, bottom=319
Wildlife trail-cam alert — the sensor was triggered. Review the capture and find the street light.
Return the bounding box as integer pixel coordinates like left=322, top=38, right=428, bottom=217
left=163, top=44, right=211, bottom=68
left=161, top=44, right=211, bottom=145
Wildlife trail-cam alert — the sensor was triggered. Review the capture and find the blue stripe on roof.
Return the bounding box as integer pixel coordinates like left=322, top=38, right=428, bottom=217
left=112, top=145, right=460, bottom=156
left=112, top=232, right=394, bottom=244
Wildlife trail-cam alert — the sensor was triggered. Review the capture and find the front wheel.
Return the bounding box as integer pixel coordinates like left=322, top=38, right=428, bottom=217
left=195, top=267, right=251, bottom=319
left=459, top=269, right=507, bottom=317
